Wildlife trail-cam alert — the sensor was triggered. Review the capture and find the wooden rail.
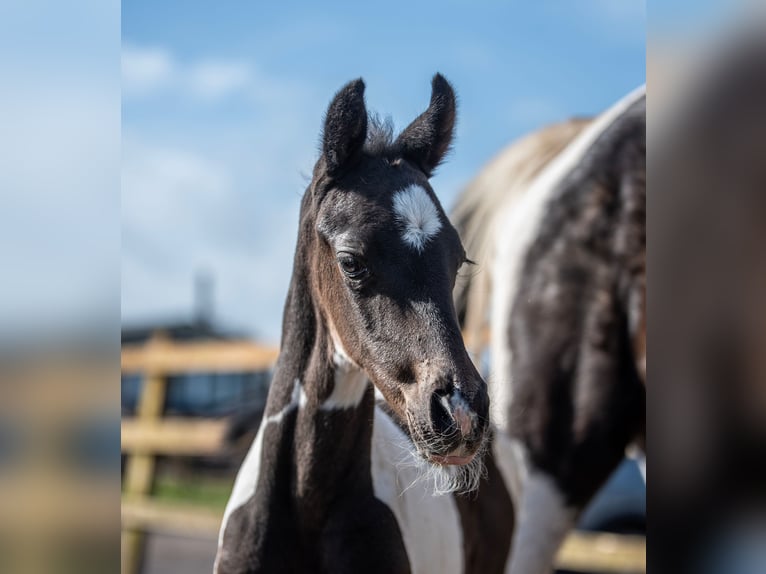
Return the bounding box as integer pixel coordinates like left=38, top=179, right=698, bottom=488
left=122, top=497, right=223, bottom=537
left=120, top=335, right=278, bottom=574
left=121, top=418, right=227, bottom=455
left=558, top=532, right=646, bottom=573
left=121, top=334, right=645, bottom=573
left=121, top=338, right=279, bottom=374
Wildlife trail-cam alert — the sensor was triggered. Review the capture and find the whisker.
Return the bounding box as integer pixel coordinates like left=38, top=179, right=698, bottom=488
left=379, top=425, right=488, bottom=497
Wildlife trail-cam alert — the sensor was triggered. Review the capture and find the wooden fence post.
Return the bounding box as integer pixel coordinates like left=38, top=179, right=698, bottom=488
left=122, top=336, right=168, bottom=574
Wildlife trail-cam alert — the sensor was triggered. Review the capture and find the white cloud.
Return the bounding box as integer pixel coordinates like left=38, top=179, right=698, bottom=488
left=121, top=134, right=303, bottom=341
left=122, top=45, right=175, bottom=97
left=120, top=45, right=339, bottom=339
left=122, top=44, right=254, bottom=101
left=188, top=61, right=251, bottom=99
left=122, top=138, right=231, bottom=232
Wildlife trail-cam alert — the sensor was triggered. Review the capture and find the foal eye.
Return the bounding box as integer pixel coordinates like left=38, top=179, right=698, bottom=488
left=337, top=253, right=368, bottom=280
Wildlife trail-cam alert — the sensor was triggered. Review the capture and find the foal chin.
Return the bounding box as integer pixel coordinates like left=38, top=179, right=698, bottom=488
left=330, top=325, right=491, bottom=497
left=402, top=420, right=490, bottom=497
left=399, top=377, right=490, bottom=497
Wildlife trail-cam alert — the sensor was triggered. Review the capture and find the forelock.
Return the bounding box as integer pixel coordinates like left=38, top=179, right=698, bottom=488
left=364, top=113, right=396, bottom=156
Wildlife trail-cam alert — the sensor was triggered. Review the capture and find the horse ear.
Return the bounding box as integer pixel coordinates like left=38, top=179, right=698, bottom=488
left=395, top=73, right=456, bottom=178
left=322, top=78, right=368, bottom=176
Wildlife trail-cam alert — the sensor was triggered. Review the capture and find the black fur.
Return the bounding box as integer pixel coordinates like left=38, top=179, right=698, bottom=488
left=322, top=79, right=368, bottom=176
left=395, top=73, right=457, bottom=177
left=509, top=95, right=646, bottom=508
left=216, top=75, right=512, bottom=574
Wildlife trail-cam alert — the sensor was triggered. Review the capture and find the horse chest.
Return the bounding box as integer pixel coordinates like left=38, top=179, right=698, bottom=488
left=370, top=406, right=464, bottom=574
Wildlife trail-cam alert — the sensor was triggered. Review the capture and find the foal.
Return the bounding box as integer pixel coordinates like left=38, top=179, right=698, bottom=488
left=215, top=75, right=514, bottom=574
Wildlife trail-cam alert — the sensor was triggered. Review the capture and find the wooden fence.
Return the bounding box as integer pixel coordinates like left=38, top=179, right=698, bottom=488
left=121, top=335, right=278, bottom=574
left=121, top=335, right=645, bottom=574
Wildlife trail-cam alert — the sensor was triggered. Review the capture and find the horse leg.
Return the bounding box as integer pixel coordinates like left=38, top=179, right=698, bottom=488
left=506, top=458, right=577, bottom=574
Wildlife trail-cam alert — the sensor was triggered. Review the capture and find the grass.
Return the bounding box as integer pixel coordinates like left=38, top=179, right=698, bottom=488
left=152, top=475, right=234, bottom=510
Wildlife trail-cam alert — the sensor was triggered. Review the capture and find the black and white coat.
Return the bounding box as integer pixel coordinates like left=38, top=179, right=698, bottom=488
left=214, top=75, right=515, bottom=574
left=487, top=87, right=647, bottom=574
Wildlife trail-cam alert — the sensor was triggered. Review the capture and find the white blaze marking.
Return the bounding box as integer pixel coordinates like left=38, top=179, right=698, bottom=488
left=490, top=85, right=646, bottom=432
left=371, top=406, right=463, bottom=574
left=508, top=471, right=577, bottom=574
left=392, top=184, right=443, bottom=252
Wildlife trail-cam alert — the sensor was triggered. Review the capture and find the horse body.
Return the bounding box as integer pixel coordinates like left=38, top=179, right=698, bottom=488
left=454, top=86, right=646, bottom=574
left=216, top=75, right=514, bottom=574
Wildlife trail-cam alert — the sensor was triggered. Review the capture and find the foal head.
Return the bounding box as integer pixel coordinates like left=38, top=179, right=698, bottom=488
left=306, top=75, right=489, bottom=482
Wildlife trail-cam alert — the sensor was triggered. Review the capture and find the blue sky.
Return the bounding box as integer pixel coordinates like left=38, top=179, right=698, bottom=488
left=121, top=1, right=646, bottom=342
left=0, top=0, right=119, bottom=340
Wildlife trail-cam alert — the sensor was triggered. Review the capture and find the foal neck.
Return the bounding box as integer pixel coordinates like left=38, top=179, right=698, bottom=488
left=263, top=206, right=376, bottom=521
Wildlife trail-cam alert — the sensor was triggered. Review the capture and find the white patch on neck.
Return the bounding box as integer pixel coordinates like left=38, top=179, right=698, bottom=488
left=392, top=184, right=442, bottom=252
left=330, top=327, right=357, bottom=368
left=321, top=329, right=369, bottom=410
left=265, top=378, right=305, bottom=424
left=215, top=378, right=304, bottom=569
left=322, top=356, right=369, bottom=410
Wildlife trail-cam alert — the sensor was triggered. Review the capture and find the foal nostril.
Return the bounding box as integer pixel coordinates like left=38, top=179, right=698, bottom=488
left=433, top=390, right=476, bottom=439
left=450, top=395, right=474, bottom=437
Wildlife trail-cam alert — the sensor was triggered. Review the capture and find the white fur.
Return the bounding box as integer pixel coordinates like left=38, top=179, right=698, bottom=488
left=508, top=471, right=577, bottom=574
left=371, top=405, right=463, bottom=574
left=392, top=184, right=443, bottom=252
left=329, top=324, right=357, bottom=367
left=627, top=443, right=647, bottom=484
left=491, top=433, right=527, bottom=573
left=490, top=84, right=646, bottom=432
left=321, top=359, right=370, bottom=410
left=491, top=431, right=527, bottom=508
left=320, top=329, right=370, bottom=410
left=215, top=379, right=303, bottom=572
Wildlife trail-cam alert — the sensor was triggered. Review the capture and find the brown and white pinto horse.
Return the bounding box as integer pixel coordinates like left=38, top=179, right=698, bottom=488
left=215, top=75, right=514, bottom=574
left=453, top=86, right=646, bottom=574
